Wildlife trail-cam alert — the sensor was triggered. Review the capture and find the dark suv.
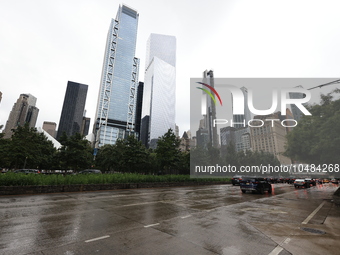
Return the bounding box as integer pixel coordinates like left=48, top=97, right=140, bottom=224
left=240, top=177, right=272, bottom=194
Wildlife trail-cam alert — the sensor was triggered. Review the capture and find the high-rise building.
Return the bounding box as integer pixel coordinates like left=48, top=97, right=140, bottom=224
left=232, top=87, right=251, bottom=128
left=201, top=70, right=219, bottom=148
left=220, top=126, right=252, bottom=155
left=250, top=112, right=291, bottom=165
left=289, top=85, right=305, bottom=121
left=56, top=81, right=88, bottom=140
left=81, top=117, right=91, bottom=136
left=3, top=93, right=39, bottom=138
left=42, top=121, right=57, bottom=138
left=135, top=82, right=144, bottom=139
left=93, top=4, right=139, bottom=147
left=141, top=33, right=176, bottom=148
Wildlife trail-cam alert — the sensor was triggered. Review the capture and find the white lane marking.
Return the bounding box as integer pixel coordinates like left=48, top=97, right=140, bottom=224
left=181, top=215, right=191, bottom=219
left=144, top=223, right=160, bottom=228
left=302, top=201, right=326, bottom=224
left=268, top=246, right=283, bottom=255
left=283, top=238, right=291, bottom=244
left=122, top=201, right=158, bottom=207
left=85, top=235, right=110, bottom=243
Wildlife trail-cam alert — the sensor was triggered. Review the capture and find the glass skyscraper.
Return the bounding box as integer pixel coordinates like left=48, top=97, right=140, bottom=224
left=141, top=33, right=176, bottom=148
left=232, top=87, right=252, bottom=128
left=56, top=81, right=88, bottom=141
left=94, top=5, right=139, bottom=147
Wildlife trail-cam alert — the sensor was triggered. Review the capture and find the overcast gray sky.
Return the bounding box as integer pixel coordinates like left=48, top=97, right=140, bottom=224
left=1, top=0, right=340, bottom=137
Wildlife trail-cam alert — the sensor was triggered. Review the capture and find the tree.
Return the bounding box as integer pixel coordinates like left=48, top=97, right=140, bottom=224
left=58, top=133, right=93, bottom=171
left=94, top=144, right=116, bottom=172
left=285, top=89, right=340, bottom=164
left=6, top=123, right=56, bottom=169
left=95, top=135, right=150, bottom=173
left=155, top=129, right=181, bottom=174
left=123, top=135, right=150, bottom=173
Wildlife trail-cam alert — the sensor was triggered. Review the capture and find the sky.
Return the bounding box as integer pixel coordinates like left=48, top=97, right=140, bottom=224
left=1, top=0, right=340, bottom=137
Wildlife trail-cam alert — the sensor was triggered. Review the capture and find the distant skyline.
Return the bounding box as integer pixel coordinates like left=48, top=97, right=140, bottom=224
left=1, top=0, right=340, bottom=137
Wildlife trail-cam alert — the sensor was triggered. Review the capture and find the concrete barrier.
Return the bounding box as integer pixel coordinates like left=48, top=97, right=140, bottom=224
left=0, top=181, right=230, bottom=195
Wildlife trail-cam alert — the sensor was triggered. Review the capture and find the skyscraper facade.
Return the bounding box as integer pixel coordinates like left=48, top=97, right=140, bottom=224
left=232, top=87, right=251, bottom=128
left=289, top=85, right=305, bottom=121
left=42, top=121, right=57, bottom=138
left=141, top=33, right=176, bottom=148
left=250, top=112, right=291, bottom=165
left=3, top=93, right=39, bottom=138
left=203, top=70, right=219, bottom=148
left=135, top=82, right=144, bottom=139
left=56, top=81, right=88, bottom=140
left=93, top=5, right=139, bottom=147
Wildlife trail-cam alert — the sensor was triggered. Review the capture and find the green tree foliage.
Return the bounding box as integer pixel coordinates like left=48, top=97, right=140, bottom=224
left=95, top=135, right=150, bottom=173
left=4, top=123, right=56, bottom=169
left=57, top=132, right=93, bottom=171
left=155, top=129, right=182, bottom=174
left=285, top=89, right=340, bottom=164
left=94, top=144, right=116, bottom=172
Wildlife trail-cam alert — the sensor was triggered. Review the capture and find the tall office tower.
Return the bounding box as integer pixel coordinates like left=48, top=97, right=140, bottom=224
left=232, top=87, right=251, bottom=128
left=250, top=112, right=291, bottom=165
left=93, top=5, right=139, bottom=147
left=135, top=82, right=144, bottom=139
left=175, top=125, right=179, bottom=138
left=56, top=81, right=88, bottom=141
left=202, top=70, right=219, bottom=148
left=141, top=33, right=176, bottom=148
left=81, top=117, right=91, bottom=136
left=289, top=85, right=305, bottom=121
left=3, top=93, right=39, bottom=138
left=42, top=121, right=57, bottom=138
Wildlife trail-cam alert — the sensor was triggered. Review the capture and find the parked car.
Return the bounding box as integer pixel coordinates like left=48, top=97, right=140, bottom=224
left=240, top=177, right=272, bottom=194
left=331, top=179, right=339, bottom=184
left=78, top=169, right=102, bottom=174
left=13, top=169, right=40, bottom=174
left=304, top=178, right=316, bottom=186
left=294, top=179, right=310, bottom=188
left=284, top=176, right=296, bottom=184
left=231, top=175, right=243, bottom=185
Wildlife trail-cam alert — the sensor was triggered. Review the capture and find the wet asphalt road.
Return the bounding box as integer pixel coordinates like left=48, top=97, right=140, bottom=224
left=0, top=183, right=339, bottom=255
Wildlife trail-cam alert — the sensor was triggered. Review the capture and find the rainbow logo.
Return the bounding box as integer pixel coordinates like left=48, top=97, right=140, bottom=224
left=196, top=82, right=223, bottom=106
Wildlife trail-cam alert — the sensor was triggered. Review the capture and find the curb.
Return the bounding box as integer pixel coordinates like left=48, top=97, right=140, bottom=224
left=0, top=181, right=230, bottom=196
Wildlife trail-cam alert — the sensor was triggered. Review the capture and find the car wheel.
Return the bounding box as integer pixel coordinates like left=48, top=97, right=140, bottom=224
left=259, top=187, right=265, bottom=194
left=241, top=190, right=246, bottom=193
left=268, top=188, right=272, bottom=193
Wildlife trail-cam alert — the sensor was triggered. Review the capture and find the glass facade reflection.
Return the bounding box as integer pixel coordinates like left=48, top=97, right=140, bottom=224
left=141, top=34, right=176, bottom=148
left=94, top=5, right=139, bottom=147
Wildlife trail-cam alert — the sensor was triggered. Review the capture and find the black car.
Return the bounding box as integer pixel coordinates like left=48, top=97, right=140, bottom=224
left=13, top=169, right=40, bottom=174
left=231, top=175, right=243, bottom=185
left=240, top=177, right=272, bottom=194
left=78, top=169, right=102, bottom=174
